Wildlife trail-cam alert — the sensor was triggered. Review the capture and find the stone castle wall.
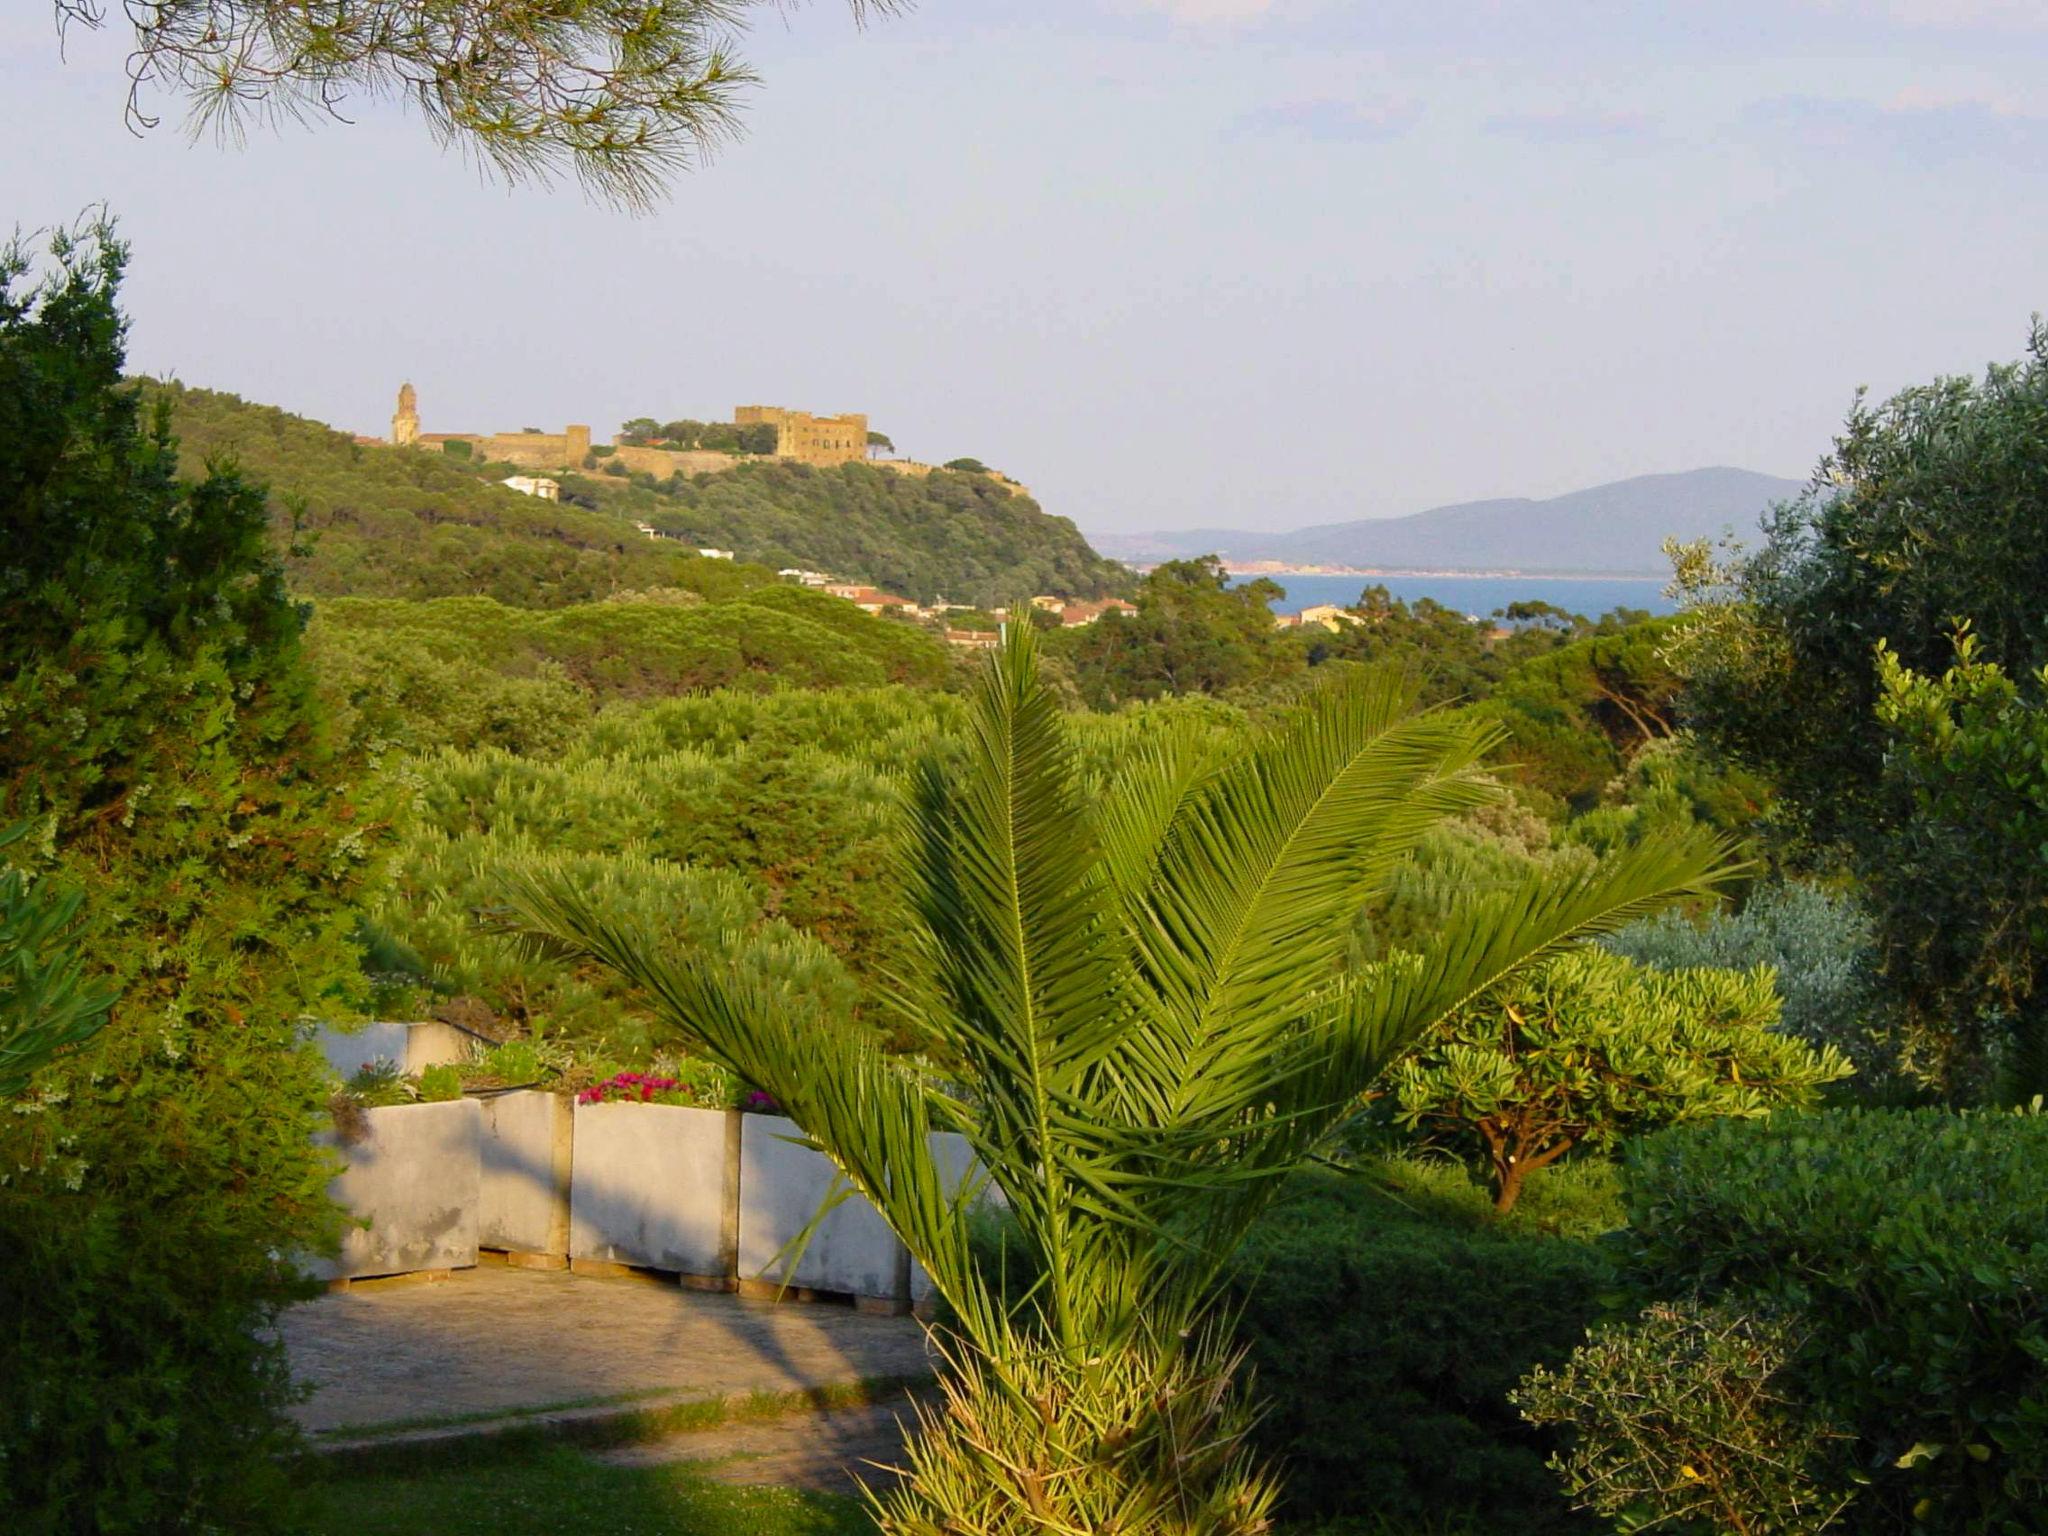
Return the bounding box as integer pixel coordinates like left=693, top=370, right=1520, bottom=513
left=482, top=425, right=590, bottom=471
left=605, top=444, right=744, bottom=479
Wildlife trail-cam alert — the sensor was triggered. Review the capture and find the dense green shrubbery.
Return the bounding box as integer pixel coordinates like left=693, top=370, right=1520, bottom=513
left=1605, top=879, right=1889, bottom=1078
left=1533, top=1110, right=2048, bottom=1532
left=366, top=687, right=1252, bottom=1043
left=1387, top=947, right=1851, bottom=1211
left=315, top=585, right=950, bottom=717
left=625, top=458, right=1128, bottom=608
left=955, top=1158, right=1625, bottom=1531
left=2, top=224, right=376, bottom=1532
left=1225, top=1162, right=1620, bottom=1533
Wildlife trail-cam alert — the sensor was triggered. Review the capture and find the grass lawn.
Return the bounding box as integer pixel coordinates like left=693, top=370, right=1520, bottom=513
left=302, top=1442, right=872, bottom=1536
left=301, top=1441, right=1464, bottom=1535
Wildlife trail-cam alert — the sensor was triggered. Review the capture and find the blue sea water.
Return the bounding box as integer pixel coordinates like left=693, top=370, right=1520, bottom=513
left=1229, top=572, right=1676, bottom=621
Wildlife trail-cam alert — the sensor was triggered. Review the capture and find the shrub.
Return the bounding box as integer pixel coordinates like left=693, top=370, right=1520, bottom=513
left=1224, top=1164, right=1618, bottom=1533
left=1514, top=1301, right=1853, bottom=1535
left=2, top=220, right=374, bottom=1533
left=414, top=1063, right=464, bottom=1102
left=1605, top=880, right=1889, bottom=1078
left=1387, top=948, right=1852, bottom=1210
left=1594, top=1109, right=2048, bottom=1531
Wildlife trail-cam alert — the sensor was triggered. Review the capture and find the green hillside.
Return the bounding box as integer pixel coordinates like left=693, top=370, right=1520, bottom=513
left=158, top=383, right=1127, bottom=610
left=151, top=383, right=956, bottom=729
left=578, top=457, right=1129, bottom=607
left=157, top=382, right=762, bottom=607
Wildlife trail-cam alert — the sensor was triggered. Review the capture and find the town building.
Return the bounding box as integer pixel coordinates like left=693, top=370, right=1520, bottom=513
left=499, top=475, right=560, bottom=501
left=824, top=583, right=921, bottom=617
left=1058, top=598, right=1138, bottom=627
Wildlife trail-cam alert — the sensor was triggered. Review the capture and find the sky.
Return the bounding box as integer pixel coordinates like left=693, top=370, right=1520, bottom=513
left=3, top=1, right=2045, bottom=537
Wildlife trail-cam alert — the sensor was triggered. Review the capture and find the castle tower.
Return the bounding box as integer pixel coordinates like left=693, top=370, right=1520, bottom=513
left=392, top=382, right=420, bottom=447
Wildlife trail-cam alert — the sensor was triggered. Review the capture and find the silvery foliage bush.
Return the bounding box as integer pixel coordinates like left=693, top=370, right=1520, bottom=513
left=1604, top=881, right=1888, bottom=1076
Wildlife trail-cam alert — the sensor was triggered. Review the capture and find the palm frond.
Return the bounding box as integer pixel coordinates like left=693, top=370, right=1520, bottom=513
left=502, top=861, right=1002, bottom=1343
left=1118, top=675, right=1503, bottom=1115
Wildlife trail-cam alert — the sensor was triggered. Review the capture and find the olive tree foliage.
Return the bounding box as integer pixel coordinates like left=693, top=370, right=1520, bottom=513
left=1667, top=319, right=2048, bottom=1098
left=511, top=622, right=1734, bottom=1532
left=51, top=0, right=894, bottom=207
left=1514, top=1302, right=1854, bottom=1536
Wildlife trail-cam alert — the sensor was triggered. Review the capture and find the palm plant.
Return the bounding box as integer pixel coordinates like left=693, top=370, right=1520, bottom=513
left=508, top=623, right=1735, bottom=1533
left=0, top=819, right=118, bottom=1099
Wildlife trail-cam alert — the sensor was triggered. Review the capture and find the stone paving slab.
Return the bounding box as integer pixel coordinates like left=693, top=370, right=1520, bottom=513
left=282, top=1263, right=932, bottom=1437
left=597, top=1399, right=924, bottom=1496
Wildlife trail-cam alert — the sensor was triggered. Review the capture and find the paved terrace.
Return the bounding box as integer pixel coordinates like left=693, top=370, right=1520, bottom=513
left=283, top=1263, right=933, bottom=1442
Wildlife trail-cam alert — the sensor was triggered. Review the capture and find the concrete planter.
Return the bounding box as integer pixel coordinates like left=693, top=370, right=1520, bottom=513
left=738, top=1114, right=907, bottom=1305
left=910, top=1130, right=993, bottom=1309
left=480, top=1091, right=574, bottom=1265
left=312, top=1098, right=481, bottom=1282
left=569, top=1102, right=738, bottom=1282
left=315, top=1019, right=481, bottom=1080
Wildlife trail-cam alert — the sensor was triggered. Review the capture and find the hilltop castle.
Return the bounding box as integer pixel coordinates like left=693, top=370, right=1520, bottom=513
left=371, top=385, right=1028, bottom=497
left=376, top=382, right=591, bottom=470
left=733, top=405, right=869, bottom=467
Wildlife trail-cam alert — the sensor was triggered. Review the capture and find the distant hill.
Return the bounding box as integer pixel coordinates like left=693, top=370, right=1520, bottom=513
left=584, top=459, right=1130, bottom=608
left=159, top=384, right=1128, bottom=609
left=1094, top=468, right=1806, bottom=574
left=154, top=383, right=957, bottom=706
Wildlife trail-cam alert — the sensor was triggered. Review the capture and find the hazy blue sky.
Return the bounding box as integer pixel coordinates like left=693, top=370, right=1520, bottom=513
left=4, top=1, right=2044, bottom=535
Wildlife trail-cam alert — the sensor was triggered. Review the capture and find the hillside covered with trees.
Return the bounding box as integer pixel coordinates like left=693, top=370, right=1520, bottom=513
left=156, top=383, right=754, bottom=607
left=590, top=457, right=1129, bottom=607
left=157, top=383, right=1129, bottom=612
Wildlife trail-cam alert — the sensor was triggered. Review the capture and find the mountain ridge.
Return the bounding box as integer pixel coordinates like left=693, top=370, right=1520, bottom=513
left=1092, top=467, right=1807, bottom=574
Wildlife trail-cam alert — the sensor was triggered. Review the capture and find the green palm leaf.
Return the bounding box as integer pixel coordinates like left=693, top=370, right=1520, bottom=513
left=506, top=619, right=1744, bottom=1534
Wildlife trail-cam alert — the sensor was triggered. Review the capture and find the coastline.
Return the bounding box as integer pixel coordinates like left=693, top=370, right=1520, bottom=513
left=1207, top=561, right=1671, bottom=581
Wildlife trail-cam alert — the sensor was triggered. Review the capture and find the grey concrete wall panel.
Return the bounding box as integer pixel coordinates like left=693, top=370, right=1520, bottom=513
left=910, top=1130, right=995, bottom=1303
left=310, top=1099, right=482, bottom=1281
left=480, top=1090, right=573, bottom=1257
left=314, top=1020, right=411, bottom=1080
left=569, top=1102, right=731, bottom=1276
left=738, top=1114, right=904, bottom=1299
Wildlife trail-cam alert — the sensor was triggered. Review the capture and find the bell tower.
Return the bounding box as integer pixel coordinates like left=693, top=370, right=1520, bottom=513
left=392, top=381, right=420, bottom=447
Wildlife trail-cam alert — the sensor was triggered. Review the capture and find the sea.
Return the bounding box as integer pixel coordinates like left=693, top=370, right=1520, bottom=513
left=1227, top=572, right=1676, bottom=621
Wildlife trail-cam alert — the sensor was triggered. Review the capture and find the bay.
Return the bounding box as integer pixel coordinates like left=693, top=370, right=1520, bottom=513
left=1228, top=571, right=1676, bottom=620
